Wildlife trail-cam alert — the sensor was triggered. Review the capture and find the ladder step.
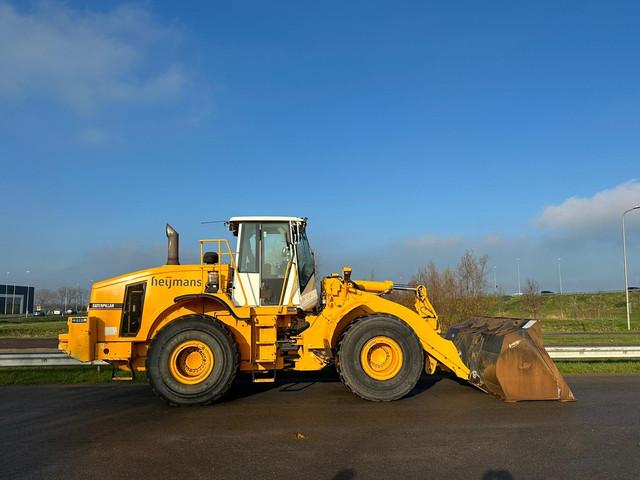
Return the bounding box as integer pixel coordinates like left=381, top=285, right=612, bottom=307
left=253, top=377, right=276, bottom=383
left=252, top=369, right=276, bottom=383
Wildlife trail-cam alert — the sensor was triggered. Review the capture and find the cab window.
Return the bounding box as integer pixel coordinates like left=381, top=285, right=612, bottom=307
left=238, top=223, right=258, bottom=273
left=297, top=230, right=314, bottom=291
left=120, top=282, right=146, bottom=336
left=260, top=222, right=290, bottom=305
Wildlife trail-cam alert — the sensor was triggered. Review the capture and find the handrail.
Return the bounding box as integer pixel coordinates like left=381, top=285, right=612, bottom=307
left=199, top=239, right=248, bottom=307
left=198, top=238, right=299, bottom=310
left=286, top=266, right=298, bottom=307
left=276, top=260, right=299, bottom=314
left=277, top=260, right=292, bottom=307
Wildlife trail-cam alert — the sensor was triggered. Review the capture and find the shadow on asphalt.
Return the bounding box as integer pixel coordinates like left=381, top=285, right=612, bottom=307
left=223, top=367, right=466, bottom=402
left=329, top=467, right=512, bottom=479
left=223, top=366, right=341, bottom=401
left=332, top=468, right=356, bottom=479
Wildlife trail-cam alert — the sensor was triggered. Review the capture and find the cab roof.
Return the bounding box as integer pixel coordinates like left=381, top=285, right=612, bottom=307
left=226, top=216, right=307, bottom=234
left=228, top=216, right=306, bottom=223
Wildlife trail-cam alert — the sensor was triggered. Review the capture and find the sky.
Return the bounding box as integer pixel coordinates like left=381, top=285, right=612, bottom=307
left=0, top=0, right=639, bottom=293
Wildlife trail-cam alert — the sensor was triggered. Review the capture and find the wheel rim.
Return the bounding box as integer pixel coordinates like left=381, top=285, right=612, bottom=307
left=360, top=336, right=403, bottom=380
left=169, top=340, right=214, bottom=385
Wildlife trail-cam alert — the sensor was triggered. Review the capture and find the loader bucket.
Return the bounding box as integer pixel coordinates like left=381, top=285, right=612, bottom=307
left=445, top=317, right=575, bottom=402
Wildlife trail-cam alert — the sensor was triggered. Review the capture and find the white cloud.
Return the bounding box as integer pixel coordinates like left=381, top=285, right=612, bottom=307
left=403, top=235, right=464, bottom=249
left=0, top=2, right=187, bottom=113
left=316, top=182, right=640, bottom=292
left=75, top=127, right=111, bottom=146
left=536, top=180, right=640, bottom=232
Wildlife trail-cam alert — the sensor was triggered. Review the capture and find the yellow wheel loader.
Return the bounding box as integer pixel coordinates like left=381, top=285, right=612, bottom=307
left=59, top=217, right=574, bottom=405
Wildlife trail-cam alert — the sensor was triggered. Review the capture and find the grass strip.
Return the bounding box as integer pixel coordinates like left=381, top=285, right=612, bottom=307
left=555, top=360, right=640, bottom=375
left=0, top=366, right=113, bottom=384
left=0, top=366, right=148, bottom=384
left=0, top=321, right=67, bottom=338
left=0, top=315, right=70, bottom=324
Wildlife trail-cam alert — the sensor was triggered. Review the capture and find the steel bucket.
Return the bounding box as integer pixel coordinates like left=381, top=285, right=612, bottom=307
left=446, top=317, right=575, bottom=402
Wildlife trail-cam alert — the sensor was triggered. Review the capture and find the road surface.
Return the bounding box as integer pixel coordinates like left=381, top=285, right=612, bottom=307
left=1, top=374, right=639, bottom=479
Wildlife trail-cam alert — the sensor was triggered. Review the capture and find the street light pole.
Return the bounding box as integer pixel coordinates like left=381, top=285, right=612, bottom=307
left=623, top=206, right=640, bottom=331
left=11, top=280, right=16, bottom=315
left=493, top=266, right=498, bottom=292
left=516, top=258, right=521, bottom=295
left=3, top=272, right=8, bottom=315
left=557, top=258, right=563, bottom=295
left=25, top=270, right=31, bottom=317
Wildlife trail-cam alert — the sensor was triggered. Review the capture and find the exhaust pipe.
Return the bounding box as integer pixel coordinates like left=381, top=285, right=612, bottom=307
left=166, top=224, right=180, bottom=265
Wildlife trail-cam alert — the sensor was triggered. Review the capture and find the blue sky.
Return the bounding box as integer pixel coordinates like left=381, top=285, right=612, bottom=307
left=0, top=0, right=639, bottom=292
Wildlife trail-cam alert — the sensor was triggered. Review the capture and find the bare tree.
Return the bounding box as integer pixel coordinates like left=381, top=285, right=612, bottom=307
left=411, top=261, right=458, bottom=323
left=395, top=250, right=497, bottom=328
left=33, top=286, right=91, bottom=312
left=455, top=250, right=492, bottom=322
left=457, top=250, right=488, bottom=297
left=34, top=289, right=56, bottom=311
left=55, top=287, right=68, bottom=309
left=522, top=279, right=542, bottom=318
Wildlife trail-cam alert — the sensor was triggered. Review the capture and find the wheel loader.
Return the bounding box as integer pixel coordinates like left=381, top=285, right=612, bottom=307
left=58, top=216, right=574, bottom=405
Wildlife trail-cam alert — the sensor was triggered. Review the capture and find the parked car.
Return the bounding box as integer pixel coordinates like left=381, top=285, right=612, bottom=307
left=51, top=309, right=63, bottom=315
left=541, top=290, right=555, bottom=295
left=65, top=309, right=77, bottom=314
left=32, top=311, right=46, bottom=317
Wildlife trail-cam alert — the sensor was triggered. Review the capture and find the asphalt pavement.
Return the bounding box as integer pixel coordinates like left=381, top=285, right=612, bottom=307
left=1, top=374, right=639, bottom=480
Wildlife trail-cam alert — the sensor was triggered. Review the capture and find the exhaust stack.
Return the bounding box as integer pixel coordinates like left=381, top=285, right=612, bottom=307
left=166, top=224, right=180, bottom=265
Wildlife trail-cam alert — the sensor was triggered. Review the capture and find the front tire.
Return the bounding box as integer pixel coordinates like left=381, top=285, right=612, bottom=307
left=146, top=316, right=238, bottom=406
left=336, top=314, right=423, bottom=401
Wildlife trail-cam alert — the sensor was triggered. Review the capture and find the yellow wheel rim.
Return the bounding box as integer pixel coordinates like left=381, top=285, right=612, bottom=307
left=169, top=340, right=214, bottom=385
left=360, top=336, right=403, bottom=381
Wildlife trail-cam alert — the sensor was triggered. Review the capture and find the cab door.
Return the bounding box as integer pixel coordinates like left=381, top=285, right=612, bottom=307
left=259, top=222, right=292, bottom=305
left=232, top=221, right=295, bottom=306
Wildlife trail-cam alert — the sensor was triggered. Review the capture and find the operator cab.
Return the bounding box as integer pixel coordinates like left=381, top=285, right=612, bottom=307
left=227, top=216, right=318, bottom=311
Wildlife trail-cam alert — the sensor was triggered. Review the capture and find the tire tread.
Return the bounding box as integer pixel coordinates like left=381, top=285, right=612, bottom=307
left=146, top=315, right=238, bottom=406
left=336, top=314, right=422, bottom=402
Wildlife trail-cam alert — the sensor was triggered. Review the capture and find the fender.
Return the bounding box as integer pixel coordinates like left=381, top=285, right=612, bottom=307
left=303, top=278, right=470, bottom=379
left=145, top=293, right=251, bottom=341
left=173, top=294, right=252, bottom=321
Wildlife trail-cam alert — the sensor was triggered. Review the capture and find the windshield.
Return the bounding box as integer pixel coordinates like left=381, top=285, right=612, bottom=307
left=297, top=230, right=314, bottom=291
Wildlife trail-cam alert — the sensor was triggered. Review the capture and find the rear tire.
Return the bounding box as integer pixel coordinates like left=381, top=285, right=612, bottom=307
left=146, top=315, right=238, bottom=406
left=336, top=314, right=423, bottom=401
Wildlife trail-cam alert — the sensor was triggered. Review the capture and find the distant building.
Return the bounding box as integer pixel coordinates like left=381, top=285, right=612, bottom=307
left=0, top=285, right=35, bottom=315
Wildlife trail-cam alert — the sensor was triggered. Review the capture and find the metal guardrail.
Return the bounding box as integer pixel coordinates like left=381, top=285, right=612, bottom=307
left=0, top=352, right=107, bottom=367
left=546, top=346, right=640, bottom=360
left=1, top=347, right=640, bottom=368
